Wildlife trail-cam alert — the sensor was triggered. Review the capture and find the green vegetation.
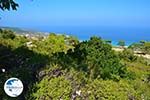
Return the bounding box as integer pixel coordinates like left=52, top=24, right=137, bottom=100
left=0, top=29, right=16, bottom=39
left=0, top=30, right=150, bottom=100
left=119, top=49, right=137, bottom=62
left=118, top=40, right=125, bottom=47
left=129, top=41, right=150, bottom=54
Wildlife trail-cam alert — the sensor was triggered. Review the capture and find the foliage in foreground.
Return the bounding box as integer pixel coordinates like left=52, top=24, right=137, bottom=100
left=58, top=36, right=128, bottom=80
left=0, top=30, right=150, bottom=100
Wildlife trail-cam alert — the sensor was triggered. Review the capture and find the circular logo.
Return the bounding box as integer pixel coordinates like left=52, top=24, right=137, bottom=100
left=4, top=78, right=23, bottom=97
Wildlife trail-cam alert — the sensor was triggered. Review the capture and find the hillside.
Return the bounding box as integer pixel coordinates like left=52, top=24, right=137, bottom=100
left=0, top=30, right=150, bottom=100
left=0, top=26, right=47, bottom=36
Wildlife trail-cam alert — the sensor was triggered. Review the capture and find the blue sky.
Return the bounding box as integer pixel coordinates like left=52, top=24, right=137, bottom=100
left=0, top=0, right=150, bottom=41
left=1, top=0, right=150, bottom=27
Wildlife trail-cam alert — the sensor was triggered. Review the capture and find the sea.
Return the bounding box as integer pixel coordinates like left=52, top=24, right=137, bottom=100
left=27, top=26, right=150, bottom=46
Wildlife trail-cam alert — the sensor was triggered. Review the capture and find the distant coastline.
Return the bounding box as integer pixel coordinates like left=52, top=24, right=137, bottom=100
left=1, top=26, right=149, bottom=47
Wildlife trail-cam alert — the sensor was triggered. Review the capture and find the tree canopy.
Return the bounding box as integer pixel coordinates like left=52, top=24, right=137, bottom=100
left=118, top=40, right=125, bottom=47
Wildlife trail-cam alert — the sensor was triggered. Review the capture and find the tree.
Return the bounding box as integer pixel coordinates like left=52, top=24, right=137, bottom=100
left=140, top=40, right=145, bottom=45
left=85, top=37, right=127, bottom=79
left=34, top=33, right=76, bottom=55
left=118, top=40, right=125, bottom=48
left=0, top=29, right=16, bottom=39
left=65, top=36, right=128, bottom=80
left=104, top=40, right=112, bottom=44
left=0, top=0, right=19, bottom=11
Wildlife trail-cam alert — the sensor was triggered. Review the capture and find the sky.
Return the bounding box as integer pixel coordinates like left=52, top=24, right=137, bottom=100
left=0, top=0, right=150, bottom=41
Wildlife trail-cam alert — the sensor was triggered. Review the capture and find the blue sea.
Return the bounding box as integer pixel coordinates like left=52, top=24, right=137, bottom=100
left=27, top=26, right=150, bottom=46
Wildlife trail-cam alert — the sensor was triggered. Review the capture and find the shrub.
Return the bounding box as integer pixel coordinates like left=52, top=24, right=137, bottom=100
left=68, top=36, right=128, bottom=80
left=119, top=49, right=137, bottom=62
left=32, top=76, right=72, bottom=100
left=81, top=79, right=137, bottom=100
left=0, top=29, right=16, bottom=39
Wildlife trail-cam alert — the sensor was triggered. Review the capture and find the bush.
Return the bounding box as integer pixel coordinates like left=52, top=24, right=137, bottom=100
left=68, top=36, right=128, bottom=80
left=119, top=49, right=137, bottom=62
left=0, top=29, right=16, bottom=39
left=32, top=76, right=72, bottom=100
left=81, top=79, right=137, bottom=100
